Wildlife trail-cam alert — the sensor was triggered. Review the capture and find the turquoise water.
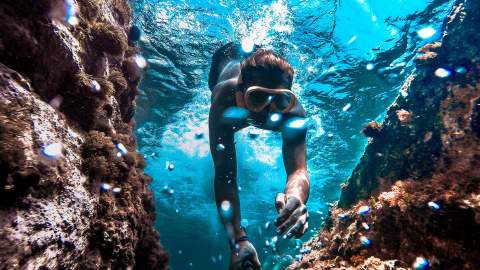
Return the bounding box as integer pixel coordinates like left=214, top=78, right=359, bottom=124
left=132, top=0, right=455, bottom=269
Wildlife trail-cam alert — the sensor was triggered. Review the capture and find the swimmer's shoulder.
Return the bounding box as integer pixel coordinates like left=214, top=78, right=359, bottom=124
left=211, top=77, right=238, bottom=106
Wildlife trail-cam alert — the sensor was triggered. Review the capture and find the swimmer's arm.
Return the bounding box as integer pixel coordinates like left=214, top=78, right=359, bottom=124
left=281, top=103, right=309, bottom=203
left=208, top=87, right=245, bottom=241
left=282, top=131, right=310, bottom=203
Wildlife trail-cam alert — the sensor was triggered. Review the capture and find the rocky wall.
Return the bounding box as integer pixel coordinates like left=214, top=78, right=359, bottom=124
left=0, top=0, right=168, bottom=269
left=291, top=0, right=479, bottom=269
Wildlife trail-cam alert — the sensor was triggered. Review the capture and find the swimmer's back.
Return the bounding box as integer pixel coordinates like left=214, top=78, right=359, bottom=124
left=208, top=43, right=243, bottom=91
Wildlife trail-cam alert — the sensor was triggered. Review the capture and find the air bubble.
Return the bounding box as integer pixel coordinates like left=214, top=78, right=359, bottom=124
left=413, top=257, right=429, bottom=270
left=427, top=201, right=440, bottom=211
left=221, top=200, right=231, bottom=212
left=216, top=144, right=225, bottom=151
left=100, top=183, right=111, bottom=192
left=286, top=118, right=307, bottom=129
left=434, top=68, right=451, bottom=78
left=264, top=221, right=271, bottom=230
left=116, top=143, right=127, bottom=155
left=360, top=236, right=371, bottom=247
left=417, top=27, right=436, bottom=39
left=135, top=55, right=147, bottom=69
left=455, top=66, right=467, bottom=74
left=342, top=103, right=352, bottom=112
left=166, top=161, right=175, bottom=171
left=42, top=143, right=63, bottom=158
left=270, top=113, right=282, bottom=122
left=91, top=80, right=101, bottom=92
left=358, top=205, right=370, bottom=216
left=361, top=222, right=370, bottom=230
left=241, top=37, right=255, bottom=53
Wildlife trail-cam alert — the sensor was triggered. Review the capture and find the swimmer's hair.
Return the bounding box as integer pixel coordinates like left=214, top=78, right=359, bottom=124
left=239, top=49, right=294, bottom=91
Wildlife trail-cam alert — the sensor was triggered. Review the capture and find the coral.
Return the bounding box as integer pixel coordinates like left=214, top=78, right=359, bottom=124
left=416, top=42, right=442, bottom=62
left=396, top=109, right=412, bottom=125
left=112, top=0, right=132, bottom=26
left=362, top=121, right=382, bottom=138
left=77, top=0, right=101, bottom=22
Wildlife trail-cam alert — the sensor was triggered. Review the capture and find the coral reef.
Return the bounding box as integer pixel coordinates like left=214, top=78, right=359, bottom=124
left=0, top=0, right=167, bottom=269
left=291, top=0, right=480, bottom=269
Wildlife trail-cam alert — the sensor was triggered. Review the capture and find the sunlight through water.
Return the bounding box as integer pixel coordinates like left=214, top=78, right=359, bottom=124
left=132, top=0, right=456, bottom=268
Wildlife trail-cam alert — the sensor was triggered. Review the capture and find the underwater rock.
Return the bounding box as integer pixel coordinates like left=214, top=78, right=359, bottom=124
left=290, top=0, right=480, bottom=269
left=0, top=1, right=168, bottom=269
left=362, top=121, right=383, bottom=138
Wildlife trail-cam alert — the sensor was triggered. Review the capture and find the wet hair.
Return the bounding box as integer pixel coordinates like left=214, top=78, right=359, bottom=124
left=239, top=49, right=294, bottom=91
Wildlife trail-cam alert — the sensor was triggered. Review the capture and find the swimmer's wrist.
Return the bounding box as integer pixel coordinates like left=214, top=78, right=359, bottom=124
left=229, top=227, right=248, bottom=250
left=233, top=225, right=247, bottom=239
left=285, top=191, right=308, bottom=205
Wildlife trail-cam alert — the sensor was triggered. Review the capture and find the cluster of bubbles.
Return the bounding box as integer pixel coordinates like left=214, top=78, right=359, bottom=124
left=356, top=205, right=372, bottom=247
left=165, top=161, right=175, bottom=171
left=434, top=65, right=468, bottom=79
left=340, top=200, right=442, bottom=267
left=162, top=185, right=175, bottom=195
left=116, top=143, right=128, bottom=157
left=294, top=246, right=312, bottom=262
left=210, top=254, right=223, bottom=263
left=100, top=183, right=122, bottom=194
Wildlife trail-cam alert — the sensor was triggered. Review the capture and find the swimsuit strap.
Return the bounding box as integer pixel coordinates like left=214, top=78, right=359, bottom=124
left=235, top=235, right=249, bottom=244
left=229, top=227, right=249, bottom=250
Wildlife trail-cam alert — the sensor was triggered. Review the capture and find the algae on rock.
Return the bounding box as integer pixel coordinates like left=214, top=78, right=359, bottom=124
left=292, top=0, right=480, bottom=269
left=0, top=0, right=168, bottom=269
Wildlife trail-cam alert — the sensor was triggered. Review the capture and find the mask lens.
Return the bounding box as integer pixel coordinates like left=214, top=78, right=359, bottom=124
left=273, top=92, right=294, bottom=111
left=248, top=91, right=272, bottom=108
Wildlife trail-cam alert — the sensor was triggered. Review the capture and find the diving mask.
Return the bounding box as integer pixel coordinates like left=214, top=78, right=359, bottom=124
left=244, top=86, right=297, bottom=114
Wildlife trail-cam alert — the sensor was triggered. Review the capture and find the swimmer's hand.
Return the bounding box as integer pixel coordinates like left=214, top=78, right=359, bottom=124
left=274, top=193, right=309, bottom=238
left=230, top=240, right=261, bottom=270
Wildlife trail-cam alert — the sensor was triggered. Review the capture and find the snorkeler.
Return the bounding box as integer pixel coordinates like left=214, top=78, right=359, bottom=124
left=208, top=43, right=310, bottom=270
